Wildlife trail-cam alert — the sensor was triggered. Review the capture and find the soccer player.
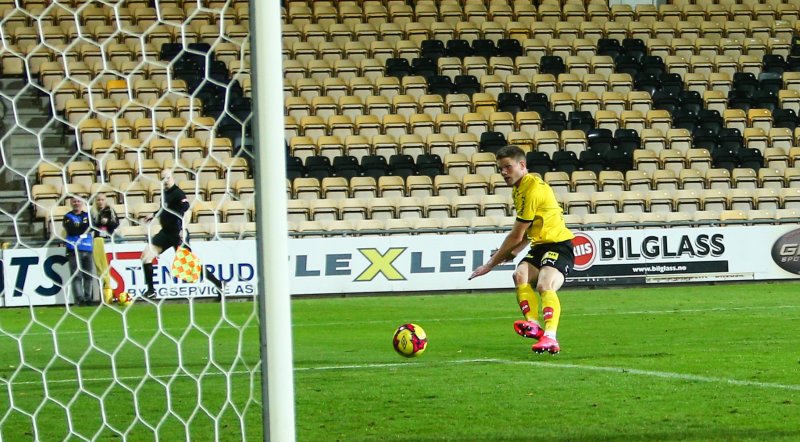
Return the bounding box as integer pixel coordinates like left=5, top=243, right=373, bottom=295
left=91, top=192, right=119, bottom=304
left=469, top=145, right=575, bottom=354
left=63, top=196, right=95, bottom=306
left=140, top=168, right=224, bottom=301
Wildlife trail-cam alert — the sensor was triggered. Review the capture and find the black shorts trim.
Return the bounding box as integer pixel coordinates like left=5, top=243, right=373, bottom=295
left=152, top=230, right=183, bottom=251
left=520, top=240, right=575, bottom=276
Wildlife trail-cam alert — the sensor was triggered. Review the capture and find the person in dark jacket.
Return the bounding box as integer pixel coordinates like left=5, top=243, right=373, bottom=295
left=139, top=169, right=224, bottom=301
left=63, top=196, right=95, bottom=306
left=91, top=192, right=119, bottom=304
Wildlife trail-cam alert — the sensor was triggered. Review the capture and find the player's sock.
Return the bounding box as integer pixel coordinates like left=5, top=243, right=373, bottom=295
left=143, top=263, right=155, bottom=293
left=205, top=271, right=223, bottom=291
left=515, top=283, right=539, bottom=323
left=540, top=289, right=561, bottom=338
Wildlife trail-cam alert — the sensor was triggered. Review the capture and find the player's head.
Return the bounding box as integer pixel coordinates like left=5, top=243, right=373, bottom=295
left=495, top=145, right=528, bottom=186
left=94, top=192, right=107, bottom=209
left=70, top=195, right=84, bottom=212
left=161, top=168, right=175, bottom=188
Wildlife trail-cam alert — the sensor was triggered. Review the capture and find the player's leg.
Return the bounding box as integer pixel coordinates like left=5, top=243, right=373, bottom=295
left=67, top=249, right=81, bottom=305
left=532, top=242, right=573, bottom=354
left=204, top=268, right=225, bottom=300
left=79, top=250, right=96, bottom=305
left=536, top=266, right=565, bottom=337
left=512, top=257, right=544, bottom=339
left=182, top=232, right=225, bottom=300
left=92, top=237, right=113, bottom=303
left=141, top=235, right=166, bottom=299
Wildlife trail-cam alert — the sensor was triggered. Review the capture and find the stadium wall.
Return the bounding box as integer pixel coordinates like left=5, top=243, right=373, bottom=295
left=3, top=225, right=800, bottom=305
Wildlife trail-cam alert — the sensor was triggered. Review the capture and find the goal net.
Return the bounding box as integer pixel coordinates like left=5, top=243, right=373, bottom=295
left=0, top=0, right=263, bottom=439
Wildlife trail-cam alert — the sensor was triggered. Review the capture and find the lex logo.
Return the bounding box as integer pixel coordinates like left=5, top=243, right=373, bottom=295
left=294, top=247, right=514, bottom=281
left=295, top=247, right=408, bottom=282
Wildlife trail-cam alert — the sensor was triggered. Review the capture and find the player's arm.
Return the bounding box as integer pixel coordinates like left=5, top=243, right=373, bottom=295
left=181, top=207, right=191, bottom=239
left=491, top=236, right=528, bottom=263
left=106, top=207, right=120, bottom=230
left=469, top=219, right=530, bottom=280
left=179, top=195, right=191, bottom=241
left=63, top=214, right=81, bottom=236
left=508, top=237, right=529, bottom=260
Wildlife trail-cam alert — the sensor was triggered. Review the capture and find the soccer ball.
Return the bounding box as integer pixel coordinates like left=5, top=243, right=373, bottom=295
left=392, top=323, right=427, bottom=358
left=117, top=292, right=133, bottom=307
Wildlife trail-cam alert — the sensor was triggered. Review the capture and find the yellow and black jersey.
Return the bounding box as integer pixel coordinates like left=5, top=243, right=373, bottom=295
left=513, top=173, right=574, bottom=246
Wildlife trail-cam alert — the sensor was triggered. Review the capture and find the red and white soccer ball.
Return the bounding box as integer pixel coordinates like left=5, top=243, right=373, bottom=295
left=117, top=292, right=133, bottom=307
left=392, top=323, right=428, bottom=358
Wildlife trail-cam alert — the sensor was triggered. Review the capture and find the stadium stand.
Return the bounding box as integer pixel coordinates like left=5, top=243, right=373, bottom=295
left=5, top=0, right=800, bottom=243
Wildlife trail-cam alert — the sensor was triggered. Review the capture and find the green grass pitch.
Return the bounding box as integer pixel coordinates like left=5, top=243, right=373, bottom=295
left=2, top=281, right=800, bottom=441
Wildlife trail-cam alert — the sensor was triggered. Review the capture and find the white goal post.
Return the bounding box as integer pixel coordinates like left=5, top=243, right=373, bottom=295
left=251, top=0, right=296, bottom=441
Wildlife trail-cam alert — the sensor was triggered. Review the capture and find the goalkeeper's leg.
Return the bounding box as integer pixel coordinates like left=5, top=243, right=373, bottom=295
left=180, top=233, right=224, bottom=301
left=204, top=268, right=225, bottom=301
left=92, top=237, right=113, bottom=303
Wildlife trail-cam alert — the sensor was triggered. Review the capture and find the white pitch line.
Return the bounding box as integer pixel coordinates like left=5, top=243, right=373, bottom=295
left=4, top=359, right=800, bottom=392
left=572, top=304, right=800, bottom=317
left=295, top=358, right=800, bottom=392
left=298, top=304, right=800, bottom=327
left=4, top=305, right=800, bottom=337
left=485, top=359, right=800, bottom=392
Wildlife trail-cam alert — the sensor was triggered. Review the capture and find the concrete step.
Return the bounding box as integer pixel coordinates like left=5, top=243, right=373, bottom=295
left=0, top=192, right=39, bottom=242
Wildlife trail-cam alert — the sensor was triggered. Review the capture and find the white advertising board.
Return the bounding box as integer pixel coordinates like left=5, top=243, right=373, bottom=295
left=287, top=225, right=800, bottom=294
left=2, top=240, right=258, bottom=307
left=3, top=225, right=800, bottom=305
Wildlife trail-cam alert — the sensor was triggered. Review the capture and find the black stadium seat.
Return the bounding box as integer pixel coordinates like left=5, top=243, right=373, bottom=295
left=497, top=92, right=525, bottom=115
left=525, top=151, right=553, bottom=176
left=446, top=39, right=473, bottom=58
left=737, top=148, right=764, bottom=171
left=428, top=75, right=456, bottom=96
left=386, top=58, right=412, bottom=79
left=454, top=75, right=480, bottom=96
left=360, top=155, right=390, bottom=179
left=388, top=154, right=417, bottom=178
left=332, top=155, right=361, bottom=180
left=553, top=150, right=581, bottom=175
left=305, top=156, right=334, bottom=181
left=420, top=39, right=446, bottom=61
left=587, top=128, right=614, bottom=154
left=579, top=149, right=607, bottom=175
left=479, top=131, right=506, bottom=154
left=287, top=156, right=305, bottom=180
left=416, top=153, right=444, bottom=178
left=471, top=39, right=498, bottom=58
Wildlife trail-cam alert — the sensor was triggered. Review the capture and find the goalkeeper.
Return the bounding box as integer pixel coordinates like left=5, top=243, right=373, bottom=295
left=91, top=192, right=119, bottom=304
left=140, top=168, right=224, bottom=301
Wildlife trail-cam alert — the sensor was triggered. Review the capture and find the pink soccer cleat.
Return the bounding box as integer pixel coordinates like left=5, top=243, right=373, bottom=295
left=514, top=320, right=544, bottom=340
left=532, top=336, right=560, bottom=355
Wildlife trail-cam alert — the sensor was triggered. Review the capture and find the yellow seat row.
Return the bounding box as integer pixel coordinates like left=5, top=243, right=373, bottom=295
left=37, top=155, right=248, bottom=194
left=287, top=216, right=515, bottom=237
left=288, top=194, right=513, bottom=223
left=546, top=167, right=800, bottom=195
left=561, top=187, right=800, bottom=216
left=575, top=208, right=800, bottom=228
left=282, top=0, right=800, bottom=28
left=290, top=173, right=510, bottom=201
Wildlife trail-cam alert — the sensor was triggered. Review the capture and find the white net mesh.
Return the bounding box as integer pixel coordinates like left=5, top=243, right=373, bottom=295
left=0, top=0, right=261, bottom=439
